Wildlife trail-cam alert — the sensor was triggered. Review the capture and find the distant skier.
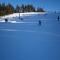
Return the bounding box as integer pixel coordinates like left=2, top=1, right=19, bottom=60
left=57, top=16, right=59, bottom=21
left=19, top=15, right=23, bottom=20
left=5, top=18, right=8, bottom=23
left=38, top=20, right=41, bottom=26
left=19, top=17, right=23, bottom=20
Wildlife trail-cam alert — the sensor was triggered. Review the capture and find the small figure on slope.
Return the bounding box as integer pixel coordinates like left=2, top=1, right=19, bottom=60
left=57, top=16, right=59, bottom=21
left=38, top=20, right=41, bottom=26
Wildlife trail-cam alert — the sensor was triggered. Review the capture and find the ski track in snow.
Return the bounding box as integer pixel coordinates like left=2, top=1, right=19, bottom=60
left=0, top=29, right=60, bottom=37
left=0, top=21, right=38, bottom=24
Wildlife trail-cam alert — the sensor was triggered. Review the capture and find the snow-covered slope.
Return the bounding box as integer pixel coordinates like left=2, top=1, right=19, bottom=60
left=0, top=12, right=46, bottom=20
left=0, top=12, right=60, bottom=60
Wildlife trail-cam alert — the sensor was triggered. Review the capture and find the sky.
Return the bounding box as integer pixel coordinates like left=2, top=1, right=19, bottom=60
left=0, top=0, right=60, bottom=11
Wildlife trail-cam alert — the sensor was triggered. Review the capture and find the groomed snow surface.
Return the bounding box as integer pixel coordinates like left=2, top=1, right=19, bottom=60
left=0, top=12, right=60, bottom=60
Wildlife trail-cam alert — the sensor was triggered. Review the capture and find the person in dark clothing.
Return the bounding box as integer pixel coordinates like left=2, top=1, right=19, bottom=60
left=57, top=16, right=59, bottom=21
left=20, top=18, right=23, bottom=20
left=5, top=18, right=8, bottom=23
left=38, top=20, right=41, bottom=26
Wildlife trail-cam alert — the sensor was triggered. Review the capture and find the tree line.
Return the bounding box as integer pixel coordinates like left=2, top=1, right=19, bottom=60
left=0, top=3, right=45, bottom=16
